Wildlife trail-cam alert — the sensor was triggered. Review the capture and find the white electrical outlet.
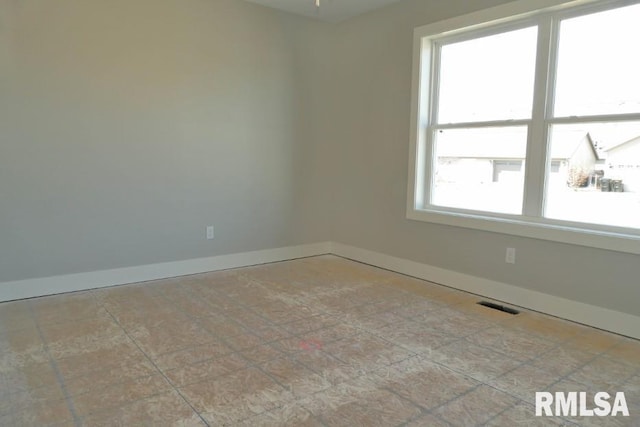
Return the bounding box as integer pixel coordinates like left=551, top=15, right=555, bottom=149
left=505, top=247, right=516, bottom=264
left=206, top=226, right=215, bottom=240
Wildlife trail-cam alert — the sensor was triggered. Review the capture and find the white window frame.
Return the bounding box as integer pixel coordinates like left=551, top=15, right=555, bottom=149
left=407, top=0, right=640, bottom=255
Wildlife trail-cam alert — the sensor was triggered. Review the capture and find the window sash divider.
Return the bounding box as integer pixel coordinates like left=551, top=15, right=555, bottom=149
left=548, top=113, right=640, bottom=125
left=432, top=119, right=532, bottom=130
left=523, top=16, right=556, bottom=217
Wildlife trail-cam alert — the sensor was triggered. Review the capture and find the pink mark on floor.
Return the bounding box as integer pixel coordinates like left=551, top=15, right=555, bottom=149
left=299, top=339, right=323, bottom=351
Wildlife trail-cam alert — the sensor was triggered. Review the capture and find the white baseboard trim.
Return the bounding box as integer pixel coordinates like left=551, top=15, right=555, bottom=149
left=2, top=240, right=637, bottom=340
left=0, top=242, right=331, bottom=303
left=330, top=242, right=640, bottom=340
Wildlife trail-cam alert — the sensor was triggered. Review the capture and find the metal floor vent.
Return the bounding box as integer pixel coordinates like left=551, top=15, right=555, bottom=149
left=477, top=301, right=520, bottom=315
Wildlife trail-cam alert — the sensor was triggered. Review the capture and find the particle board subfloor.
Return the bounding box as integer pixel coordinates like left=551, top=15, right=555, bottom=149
left=1, top=255, right=638, bottom=426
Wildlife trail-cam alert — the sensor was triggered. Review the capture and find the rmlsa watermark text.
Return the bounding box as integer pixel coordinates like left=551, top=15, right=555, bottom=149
left=536, top=392, right=629, bottom=417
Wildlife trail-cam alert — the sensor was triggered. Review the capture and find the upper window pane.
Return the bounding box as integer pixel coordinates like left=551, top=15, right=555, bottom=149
left=554, top=4, right=640, bottom=117
left=437, top=26, right=537, bottom=124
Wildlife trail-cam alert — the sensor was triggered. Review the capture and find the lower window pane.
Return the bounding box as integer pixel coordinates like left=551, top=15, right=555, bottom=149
left=544, top=123, right=640, bottom=229
left=431, top=127, right=527, bottom=214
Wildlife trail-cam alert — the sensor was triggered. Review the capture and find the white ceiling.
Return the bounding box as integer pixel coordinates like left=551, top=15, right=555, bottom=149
left=243, top=0, right=405, bottom=23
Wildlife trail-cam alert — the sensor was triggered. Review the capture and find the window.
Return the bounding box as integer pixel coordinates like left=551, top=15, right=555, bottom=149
left=408, top=0, right=640, bottom=253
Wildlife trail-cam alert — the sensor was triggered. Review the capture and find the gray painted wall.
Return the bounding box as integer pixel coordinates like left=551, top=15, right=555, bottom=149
left=0, top=0, right=328, bottom=281
left=316, top=0, right=639, bottom=316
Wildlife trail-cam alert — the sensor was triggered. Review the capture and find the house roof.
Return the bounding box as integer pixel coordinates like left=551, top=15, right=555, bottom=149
left=436, top=130, right=597, bottom=160
left=604, top=135, right=640, bottom=153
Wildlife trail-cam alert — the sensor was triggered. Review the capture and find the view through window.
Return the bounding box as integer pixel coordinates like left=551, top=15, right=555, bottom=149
left=421, top=1, right=640, bottom=233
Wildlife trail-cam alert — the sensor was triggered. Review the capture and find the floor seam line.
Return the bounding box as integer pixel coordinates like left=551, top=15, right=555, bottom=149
left=27, top=305, right=83, bottom=427
left=100, top=304, right=211, bottom=427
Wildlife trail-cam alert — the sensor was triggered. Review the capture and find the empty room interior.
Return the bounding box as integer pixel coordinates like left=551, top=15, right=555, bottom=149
left=1, top=0, right=639, bottom=425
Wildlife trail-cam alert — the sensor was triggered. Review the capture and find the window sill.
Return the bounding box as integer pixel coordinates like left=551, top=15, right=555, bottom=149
left=407, top=207, right=640, bottom=255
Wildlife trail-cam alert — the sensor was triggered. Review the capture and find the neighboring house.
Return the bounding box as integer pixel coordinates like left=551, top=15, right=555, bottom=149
left=436, top=131, right=599, bottom=186
left=604, top=136, right=640, bottom=192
